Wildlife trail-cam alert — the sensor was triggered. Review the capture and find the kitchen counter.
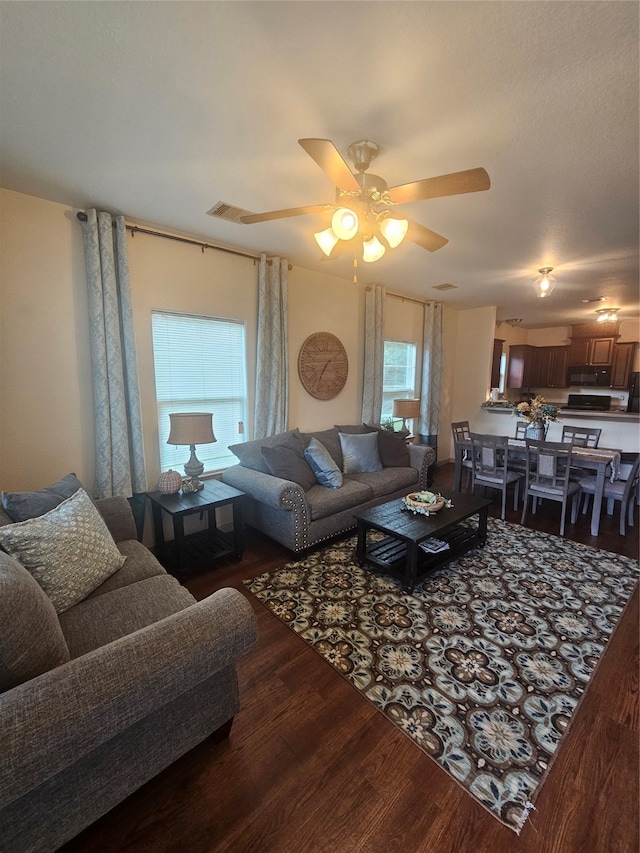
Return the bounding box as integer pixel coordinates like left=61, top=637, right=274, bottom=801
left=480, top=403, right=638, bottom=423
left=476, top=404, right=639, bottom=452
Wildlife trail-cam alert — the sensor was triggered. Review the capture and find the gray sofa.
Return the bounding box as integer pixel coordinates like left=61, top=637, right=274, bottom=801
left=0, top=493, right=257, bottom=853
left=222, top=425, right=436, bottom=552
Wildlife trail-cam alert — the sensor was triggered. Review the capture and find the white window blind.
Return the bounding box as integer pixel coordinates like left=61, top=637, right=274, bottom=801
left=152, top=311, right=247, bottom=473
left=382, top=340, right=417, bottom=419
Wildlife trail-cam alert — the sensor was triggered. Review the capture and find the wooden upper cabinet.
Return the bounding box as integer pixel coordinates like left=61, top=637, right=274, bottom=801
left=611, top=342, right=637, bottom=389
left=534, top=346, right=569, bottom=387
left=548, top=346, right=569, bottom=387
left=568, top=336, right=616, bottom=366
left=507, top=344, right=537, bottom=388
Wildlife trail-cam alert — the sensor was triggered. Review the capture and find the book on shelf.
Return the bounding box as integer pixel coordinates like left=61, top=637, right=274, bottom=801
left=419, top=538, right=450, bottom=554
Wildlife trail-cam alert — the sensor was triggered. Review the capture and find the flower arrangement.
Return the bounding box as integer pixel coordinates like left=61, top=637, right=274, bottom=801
left=513, top=395, right=559, bottom=425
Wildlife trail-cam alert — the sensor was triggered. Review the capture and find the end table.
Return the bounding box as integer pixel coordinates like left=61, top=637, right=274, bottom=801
left=147, top=479, right=245, bottom=575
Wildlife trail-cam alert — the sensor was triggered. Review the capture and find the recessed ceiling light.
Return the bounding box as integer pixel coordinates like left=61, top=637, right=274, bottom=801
left=580, top=296, right=607, bottom=303
left=433, top=283, right=457, bottom=291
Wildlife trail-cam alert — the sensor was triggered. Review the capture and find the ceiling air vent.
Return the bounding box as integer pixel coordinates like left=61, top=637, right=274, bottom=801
left=206, top=201, right=253, bottom=224
left=433, top=283, right=458, bottom=291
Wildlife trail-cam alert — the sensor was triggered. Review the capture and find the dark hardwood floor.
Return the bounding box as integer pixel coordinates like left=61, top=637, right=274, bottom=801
left=63, top=463, right=639, bottom=853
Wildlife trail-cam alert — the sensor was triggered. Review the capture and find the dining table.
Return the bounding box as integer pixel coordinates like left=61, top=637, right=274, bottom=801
left=453, top=438, right=621, bottom=537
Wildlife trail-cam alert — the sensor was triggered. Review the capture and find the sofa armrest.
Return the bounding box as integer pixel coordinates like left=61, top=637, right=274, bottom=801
left=96, top=495, right=138, bottom=542
left=409, top=443, right=436, bottom=490
left=223, top=465, right=306, bottom=511
left=0, top=588, right=256, bottom=807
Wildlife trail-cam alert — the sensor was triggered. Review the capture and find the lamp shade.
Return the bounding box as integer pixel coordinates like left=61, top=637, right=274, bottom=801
left=314, top=227, right=339, bottom=256
left=379, top=216, right=409, bottom=248
left=331, top=207, right=359, bottom=240
left=392, top=399, right=420, bottom=420
left=167, top=412, right=216, bottom=446
left=362, top=235, right=386, bottom=263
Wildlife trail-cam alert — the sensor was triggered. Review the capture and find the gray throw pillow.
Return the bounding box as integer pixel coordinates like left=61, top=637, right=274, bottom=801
left=0, top=550, right=70, bottom=692
left=1, top=473, right=85, bottom=522
left=365, top=425, right=411, bottom=467
left=339, top=431, right=383, bottom=474
left=304, top=437, right=343, bottom=488
left=301, top=427, right=343, bottom=469
left=0, top=488, right=126, bottom=614
left=229, top=429, right=301, bottom=474
left=261, top=436, right=317, bottom=491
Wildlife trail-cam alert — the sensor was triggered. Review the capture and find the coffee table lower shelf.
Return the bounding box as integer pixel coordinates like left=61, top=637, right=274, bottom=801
left=361, top=525, right=479, bottom=588
left=355, top=491, right=491, bottom=593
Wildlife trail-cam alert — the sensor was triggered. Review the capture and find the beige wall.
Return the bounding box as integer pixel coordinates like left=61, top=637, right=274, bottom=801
left=12, top=187, right=616, bottom=492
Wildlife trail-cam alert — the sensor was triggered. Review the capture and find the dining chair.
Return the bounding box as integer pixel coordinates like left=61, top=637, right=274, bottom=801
left=580, top=452, right=639, bottom=536
left=514, top=421, right=528, bottom=439
left=469, top=432, right=523, bottom=519
left=520, top=440, right=582, bottom=536
left=561, top=425, right=602, bottom=448
left=451, top=421, right=473, bottom=489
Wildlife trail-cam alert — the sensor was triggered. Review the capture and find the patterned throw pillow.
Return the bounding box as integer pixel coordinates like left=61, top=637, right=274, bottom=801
left=0, top=489, right=125, bottom=613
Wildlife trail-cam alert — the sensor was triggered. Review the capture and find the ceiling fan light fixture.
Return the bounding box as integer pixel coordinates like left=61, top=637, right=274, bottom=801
left=331, top=207, right=359, bottom=240
left=362, top=235, right=386, bottom=263
left=378, top=215, right=409, bottom=248
left=314, top=227, right=340, bottom=256
left=533, top=266, right=556, bottom=298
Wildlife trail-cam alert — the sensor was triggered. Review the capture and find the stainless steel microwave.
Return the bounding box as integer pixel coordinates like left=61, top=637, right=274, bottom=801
left=567, top=365, right=611, bottom=387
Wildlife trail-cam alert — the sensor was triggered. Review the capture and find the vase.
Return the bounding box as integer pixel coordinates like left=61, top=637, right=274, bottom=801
left=525, top=421, right=545, bottom=441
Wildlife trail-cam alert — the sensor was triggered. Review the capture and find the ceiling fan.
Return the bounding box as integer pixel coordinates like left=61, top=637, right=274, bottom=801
left=239, top=138, right=490, bottom=260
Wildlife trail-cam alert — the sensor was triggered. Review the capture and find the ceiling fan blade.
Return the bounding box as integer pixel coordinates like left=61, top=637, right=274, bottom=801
left=387, top=167, right=490, bottom=205
left=406, top=218, right=449, bottom=252
left=240, top=204, right=330, bottom=224
left=298, top=138, right=361, bottom=192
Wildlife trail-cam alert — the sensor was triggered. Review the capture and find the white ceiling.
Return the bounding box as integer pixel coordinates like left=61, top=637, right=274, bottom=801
left=1, top=1, right=638, bottom=329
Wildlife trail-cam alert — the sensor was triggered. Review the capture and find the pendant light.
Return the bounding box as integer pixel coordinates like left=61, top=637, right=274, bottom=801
left=533, top=267, right=556, bottom=298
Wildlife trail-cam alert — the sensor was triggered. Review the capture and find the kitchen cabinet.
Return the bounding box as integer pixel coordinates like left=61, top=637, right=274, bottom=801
left=536, top=346, right=569, bottom=387
left=568, top=336, right=616, bottom=366
left=507, top=345, right=538, bottom=389
left=610, top=342, right=637, bottom=389
left=491, top=339, right=504, bottom=389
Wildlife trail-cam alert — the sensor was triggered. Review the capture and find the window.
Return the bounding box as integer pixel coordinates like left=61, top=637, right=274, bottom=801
left=382, top=340, right=417, bottom=420
left=152, top=311, right=247, bottom=473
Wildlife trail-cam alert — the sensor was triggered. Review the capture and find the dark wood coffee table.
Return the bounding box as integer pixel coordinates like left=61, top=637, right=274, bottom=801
left=355, top=491, right=491, bottom=592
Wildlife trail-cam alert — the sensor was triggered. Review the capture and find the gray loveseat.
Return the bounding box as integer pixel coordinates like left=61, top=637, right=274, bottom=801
left=222, top=424, right=436, bottom=552
left=0, top=492, right=257, bottom=853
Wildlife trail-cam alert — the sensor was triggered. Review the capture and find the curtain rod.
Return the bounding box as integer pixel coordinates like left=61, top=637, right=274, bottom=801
left=75, top=211, right=292, bottom=268
left=387, top=289, right=431, bottom=307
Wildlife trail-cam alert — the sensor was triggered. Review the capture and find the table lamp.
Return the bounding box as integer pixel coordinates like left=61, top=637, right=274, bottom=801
left=392, top=399, right=421, bottom=435
left=167, top=412, right=216, bottom=490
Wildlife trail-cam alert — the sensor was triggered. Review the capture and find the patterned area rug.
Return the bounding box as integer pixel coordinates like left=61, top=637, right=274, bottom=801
left=244, top=518, right=639, bottom=832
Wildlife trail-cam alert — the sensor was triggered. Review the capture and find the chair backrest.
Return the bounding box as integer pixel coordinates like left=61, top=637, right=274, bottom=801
left=514, top=421, right=528, bottom=439
left=561, top=425, right=602, bottom=448
left=525, top=439, right=573, bottom=490
left=469, top=432, right=509, bottom=480
left=451, top=421, right=471, bottom=444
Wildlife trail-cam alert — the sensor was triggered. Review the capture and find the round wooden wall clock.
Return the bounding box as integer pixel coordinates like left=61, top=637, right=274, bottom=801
left=298, top=332, right=349, bottom=400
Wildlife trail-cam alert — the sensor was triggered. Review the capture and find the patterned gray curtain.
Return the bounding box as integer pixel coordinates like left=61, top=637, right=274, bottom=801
left=361, top=283, right=386, bottom=423
left=254, top=254, right=289, bottom=438
left=419, top=301, right=443, bottom=448
left=80, top=210, right=148, bottom=503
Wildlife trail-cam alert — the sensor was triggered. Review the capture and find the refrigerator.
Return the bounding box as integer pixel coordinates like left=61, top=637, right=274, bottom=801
left=628, top=372, right=640, bottom=413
